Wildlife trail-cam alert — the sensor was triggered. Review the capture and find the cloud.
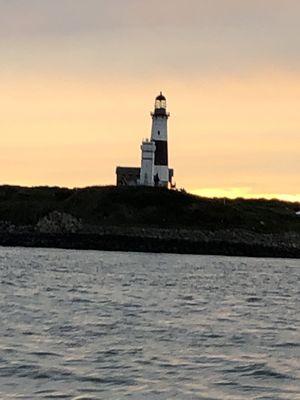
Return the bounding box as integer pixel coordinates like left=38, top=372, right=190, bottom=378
left=0, top=0, right=299, bottom=40
left=1, top=0, right=300, bottom=77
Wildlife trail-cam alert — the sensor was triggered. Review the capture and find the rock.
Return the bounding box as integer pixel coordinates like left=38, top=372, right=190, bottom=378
left=36, top=211, right=82, bottom=234
left=0, top=221, right=15, bottom=233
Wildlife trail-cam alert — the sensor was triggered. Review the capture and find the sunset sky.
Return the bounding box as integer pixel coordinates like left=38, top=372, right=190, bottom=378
left=1, top=0, right=299, bottom=201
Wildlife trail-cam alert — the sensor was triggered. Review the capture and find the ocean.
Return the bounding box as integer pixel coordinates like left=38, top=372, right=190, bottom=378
left=0, top=247, right=299, bottom=399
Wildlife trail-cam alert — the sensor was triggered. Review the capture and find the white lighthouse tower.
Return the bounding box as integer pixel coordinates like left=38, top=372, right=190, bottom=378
left=151, top=92, right=170, bottom=187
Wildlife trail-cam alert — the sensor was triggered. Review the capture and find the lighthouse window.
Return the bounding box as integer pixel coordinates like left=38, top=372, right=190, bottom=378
left=158, top=130, right=160, bottom=135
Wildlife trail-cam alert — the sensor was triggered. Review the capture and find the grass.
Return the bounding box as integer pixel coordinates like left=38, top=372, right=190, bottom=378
left=0, top=185, right=299, bottom=234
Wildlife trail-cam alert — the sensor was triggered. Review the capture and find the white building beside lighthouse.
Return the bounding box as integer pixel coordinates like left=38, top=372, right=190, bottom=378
left=140, top=139, right=156, bottom=187
left=116, top=93, right=174, bottom=188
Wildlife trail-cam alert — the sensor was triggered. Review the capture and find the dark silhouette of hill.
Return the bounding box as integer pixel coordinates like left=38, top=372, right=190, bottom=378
left=0, top=185, right=299, bottom=233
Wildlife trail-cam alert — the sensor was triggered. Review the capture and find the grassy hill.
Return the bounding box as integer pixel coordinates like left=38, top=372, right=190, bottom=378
left=0, top=185, right=299, bottom=234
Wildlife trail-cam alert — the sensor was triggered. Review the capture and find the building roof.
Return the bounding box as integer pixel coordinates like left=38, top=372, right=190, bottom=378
left=156, top=92, right=166, bottom=101
left=116, top=167, right=140, bottom=174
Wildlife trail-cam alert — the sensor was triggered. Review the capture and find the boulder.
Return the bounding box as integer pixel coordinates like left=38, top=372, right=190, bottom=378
left=36, top=211, right=82, bottom=234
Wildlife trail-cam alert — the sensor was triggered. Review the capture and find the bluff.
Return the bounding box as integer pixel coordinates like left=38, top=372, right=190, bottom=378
left=0, top=185, right=299, bottom=258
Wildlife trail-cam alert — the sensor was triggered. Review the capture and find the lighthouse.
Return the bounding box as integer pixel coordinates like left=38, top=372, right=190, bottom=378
left=151, top=92, right=170, bottom=187
left=116, top=92, right=174, bottom=188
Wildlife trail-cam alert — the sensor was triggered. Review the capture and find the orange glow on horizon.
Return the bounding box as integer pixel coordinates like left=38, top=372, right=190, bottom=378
left=189, top=188, right=300, bottom=203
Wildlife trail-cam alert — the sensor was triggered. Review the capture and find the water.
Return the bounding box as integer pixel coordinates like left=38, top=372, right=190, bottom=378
left=0, top=247, right=299, bottom=400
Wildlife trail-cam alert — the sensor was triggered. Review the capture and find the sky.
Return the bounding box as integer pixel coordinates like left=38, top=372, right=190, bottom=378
left=1, top=0, right=299, bottom=201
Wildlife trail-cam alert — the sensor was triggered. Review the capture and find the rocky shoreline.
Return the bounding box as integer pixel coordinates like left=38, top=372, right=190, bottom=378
left=1, top=227, right=299, bottom=258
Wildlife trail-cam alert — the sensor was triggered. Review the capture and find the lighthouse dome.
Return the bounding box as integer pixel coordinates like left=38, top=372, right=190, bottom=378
left=156, top=92, right=166, bottom=101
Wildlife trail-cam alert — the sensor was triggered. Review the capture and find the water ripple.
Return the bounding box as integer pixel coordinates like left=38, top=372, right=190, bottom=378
left=0, top=247, right=299, bottom=399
